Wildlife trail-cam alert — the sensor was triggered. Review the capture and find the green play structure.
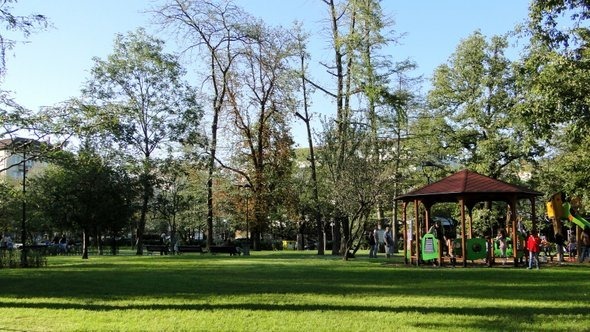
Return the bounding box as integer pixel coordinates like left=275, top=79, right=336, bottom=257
left=420, top=233, right=439, bottom=261
left=419, top=235, right=490, bottom=261
left=396, top=169, right=542, bottom=267
left=492, top=236, right=525, bottom=259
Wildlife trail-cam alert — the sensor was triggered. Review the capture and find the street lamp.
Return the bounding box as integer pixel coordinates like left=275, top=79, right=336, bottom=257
left=20, top=146, right=29, bottom=267
left=330, top=219, right=335, bottom=252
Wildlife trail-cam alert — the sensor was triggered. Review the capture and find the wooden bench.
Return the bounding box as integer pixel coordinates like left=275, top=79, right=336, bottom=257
left=144, top=244, right=168, bottom=255
left=209, top=246, right=239, bottom=256
left=177, top=245, right=204, bottom=254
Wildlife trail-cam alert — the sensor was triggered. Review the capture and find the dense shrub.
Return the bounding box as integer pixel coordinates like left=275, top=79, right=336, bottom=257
left=0, top=249, right=47, bottom=268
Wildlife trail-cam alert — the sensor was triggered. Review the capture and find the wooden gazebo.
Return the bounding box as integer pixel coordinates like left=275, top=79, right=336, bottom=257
left=395, top=169, right=542, bottom=267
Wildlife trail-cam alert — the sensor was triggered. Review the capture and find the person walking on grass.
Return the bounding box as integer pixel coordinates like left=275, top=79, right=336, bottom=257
left=384, top=226, right=395, bottom=258
left=367, top=229, right=377, bottom=258
left=578, top=226, right=590, bottom=263
left=527, top=229, right=541, bottom=270
left=554, top=231, right=565, bottom=264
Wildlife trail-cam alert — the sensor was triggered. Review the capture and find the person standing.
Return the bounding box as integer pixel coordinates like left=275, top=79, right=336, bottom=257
left=428, top=221, right=444, bottom=266
left=578, top=226, right=590, bottom=263
left=59, top=234, right=67, bottom=253
left=445, top=224, right=457, bottom=267
left=368, top=229, right=377, bottom=258
left=526, top=230, right=541, bottom=270
left=4, top=234, right=13, bottom=249
left=567, top=231, right=577, bottom=262
left=495, top=229, right=508, bottom=265
left=554, top=231, right=565, bottom=264
left=384, top=226, right=395, bottom=258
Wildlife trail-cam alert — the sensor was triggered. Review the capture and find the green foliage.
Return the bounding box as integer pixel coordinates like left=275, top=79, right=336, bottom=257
left=316, top=0, right=419, bottom=257
left=518, top=1, right=590, bottom=140
left=0, top=248, right=46, bottom=268
left=530, top=132, right=590, bottom=214
left=528, top=0, right=590, bottom=51
left=151, top=158, right=198, bottom=245
left=79, top=28, right=202, bottom=254
left=427, top=32, right=542, bottom=179
left=471, top=207, right=503, bottom=238
left=0, top=181, right=19, bottom=233
left=28, top=149, right=134, bottom=240
left=82, top=28, right=202, bottom=158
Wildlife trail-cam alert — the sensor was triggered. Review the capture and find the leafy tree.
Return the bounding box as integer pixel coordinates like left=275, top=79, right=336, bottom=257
left=80, top=28, right=201, bottom=255
left=0, top=3, right=65, bottom=172
left=175, top=165, right=208, bottom=244
left=531, top=131, right=590, bottom=213
left=316, top=0, right=413, bottom=259
left=155, top=0, right=251, bottom=249
left=152, top=158, right=194, bottom=253
left=528, top=0, right=590, bottom=51
left=29, top=149, right=133, bottom=259
left=517, top=0, right=590, bottom=139
left=514, top=0, right=590, bottom=221
left=222, top=21, right=298, bottom=250
left=0, top=180, right=19, bottom=234
left=428, top=32, right=542, bottom=179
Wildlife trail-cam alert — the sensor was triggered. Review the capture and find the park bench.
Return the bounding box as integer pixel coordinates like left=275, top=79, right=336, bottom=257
left=144, top=244, right=168, bottom=255
left=209, top=245, right=239, bottom=256
left=177, top=245, right=204, bottom=254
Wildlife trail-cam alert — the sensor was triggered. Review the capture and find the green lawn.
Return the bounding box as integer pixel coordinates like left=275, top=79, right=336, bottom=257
left=0, top=250, right=588, bottom=331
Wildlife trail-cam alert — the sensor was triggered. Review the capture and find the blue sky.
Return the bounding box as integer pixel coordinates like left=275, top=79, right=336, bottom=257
left=2, top=0, right=531, bottom=145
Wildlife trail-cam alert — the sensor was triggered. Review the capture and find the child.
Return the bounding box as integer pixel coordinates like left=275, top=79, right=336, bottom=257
left=495, top=229, right=507, bottom=265
left=567, top=232, right=577, bottom=262
left=526, top=230, right=541, bottom=270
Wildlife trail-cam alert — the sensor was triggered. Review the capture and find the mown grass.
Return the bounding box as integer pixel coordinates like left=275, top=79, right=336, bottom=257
left=0, top=250, right=588, bottom=331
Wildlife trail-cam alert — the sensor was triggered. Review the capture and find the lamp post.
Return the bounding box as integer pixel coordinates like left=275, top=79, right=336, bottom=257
left=245, top=194, right=249, bottom=242
left=330, top=219, right=335, bottom=251
left=20, top=148, right=28, bottom=267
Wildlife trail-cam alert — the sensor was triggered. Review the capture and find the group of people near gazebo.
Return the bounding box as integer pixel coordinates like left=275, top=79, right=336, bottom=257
left=424, top=219, right=590, bottom=269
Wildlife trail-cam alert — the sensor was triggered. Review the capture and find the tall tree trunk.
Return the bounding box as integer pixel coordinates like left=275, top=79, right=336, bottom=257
left=206, top=45, right=225, bottom=250
left=135, top=181, right=150, bottom=255
left=340, top=215, right=351, bottom=261
left=171, top=213, right=177, bottom=255
left=82, top=228, right=89, bottom=259
left=296, top=38, right=324, bottom=255
left=206, top=122, right=217, bottom=249
left=332, top=215, right=342, bottom=255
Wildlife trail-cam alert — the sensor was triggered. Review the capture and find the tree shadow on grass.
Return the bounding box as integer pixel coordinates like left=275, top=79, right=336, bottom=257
left=0, top=299, right=584, bottom=331
left=2, top=255, right=589, bottom=314
left=0, top=300, right=585, bottom=317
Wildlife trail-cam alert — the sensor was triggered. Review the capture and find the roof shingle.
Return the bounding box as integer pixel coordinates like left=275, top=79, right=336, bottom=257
left=396, top=169, right=542, bottom=203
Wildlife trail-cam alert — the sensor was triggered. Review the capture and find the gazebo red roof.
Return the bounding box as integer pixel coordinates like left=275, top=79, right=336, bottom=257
left=395, top=169, right=542, bottom=205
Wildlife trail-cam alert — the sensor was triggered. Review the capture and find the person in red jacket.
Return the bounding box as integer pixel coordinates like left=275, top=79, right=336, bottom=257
left=526, top=229, right=541, bottom=270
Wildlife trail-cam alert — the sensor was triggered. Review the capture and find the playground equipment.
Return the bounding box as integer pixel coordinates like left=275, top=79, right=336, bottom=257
left=396, top=169, right=542, bottom=267
left=546, top=192, right=589, bottom=260
left=464, top=238, right=487, bottom=260
left=493, top=236, right=525, bottom=259
left=562, top=202, right=590, bottom=229
left=419, top=233, right=489, bottom=261
left=420, top=233, right=439, bottom=261
left=546, top=192, right=590, bottom=230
